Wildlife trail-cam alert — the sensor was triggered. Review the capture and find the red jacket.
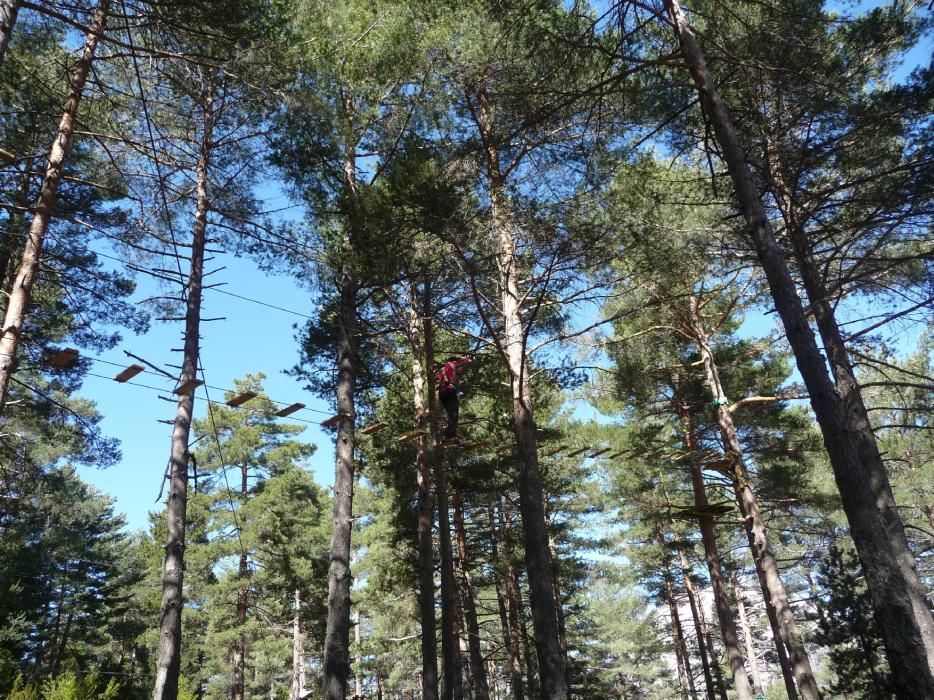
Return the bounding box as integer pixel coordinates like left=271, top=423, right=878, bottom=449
left=438, top=357, right=471, bottom=392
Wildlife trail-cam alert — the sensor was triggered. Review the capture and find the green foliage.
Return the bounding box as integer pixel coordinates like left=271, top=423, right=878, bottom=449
left=813, top=543, right=894, bottom=698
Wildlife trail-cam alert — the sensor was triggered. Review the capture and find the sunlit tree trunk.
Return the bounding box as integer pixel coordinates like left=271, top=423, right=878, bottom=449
left=678, top=404, right=753, bottom=700
left=664, top=2, right=934, bottom=692
left=292, top=590, right=305, bottom=700
left=675, top=546, right=718, bottom=700
left=470, top=82, right=568, bottom=700
left=153, top=80, right=212, bottom=700
left=686, top=295, right=819, bottom=699
left=0, top=0, right=109, bottom=413
left=732, top=574, right=763, bottom=696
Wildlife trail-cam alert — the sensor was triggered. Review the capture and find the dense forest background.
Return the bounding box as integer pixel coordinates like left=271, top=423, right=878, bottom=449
left=0, top=0, right=931, bottom=699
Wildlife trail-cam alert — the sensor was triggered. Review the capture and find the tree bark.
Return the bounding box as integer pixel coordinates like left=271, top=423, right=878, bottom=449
left=153, top=80, right=212, bottom=700
left=452, top=488, right=492, bottom=700
left=0, top=0, right=109, bottom=413
left=322, top=126, right=359, bottom=700
left=233, top=464, right=249, bottom=700
left=675, top=546, right=718, bottom=700
left=664, top=2, right=934, bottom=693
left=0, top=0, right=20, bottom=68
left=687, top=295, right=820, bottom=699
left=470, top=82, right=568, bottom=700
left=421, top=283, right=464, bottom=700
left=732, top=574, right=763, bottom=696
left=292, top=590, right=305, bottom=700
left=490, top=504, right=524, bottom=700
left=410, top=282, right=440, bottom=700
left=659, top=529, right=697, bottom=700
left=694, top=579, right=728, bottom=700
left=678, top=404, right=753, bottom=700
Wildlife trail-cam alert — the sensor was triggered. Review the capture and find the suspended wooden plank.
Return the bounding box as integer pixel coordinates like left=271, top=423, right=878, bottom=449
left=276, top=402, right=306, bottom=417
left=48, top=348, right=79, bottom=368
left=704, top=457, right=734, bottom=474
left=397, top=429, right=427, bottom=442
left=320, top=412, right=354, bottom=427
left=360, top=421, right=388, bottom=435
left=566, top=447, right=589, bottom=458
left=461, top=440, right=490, bottom=452
left=0, top=148, right=15, bottom=162
left=607, top=451, right=626, bottom=460
left=174, top=379, right=203, bottom=395
left=113, top=363, right=144, bottom=382
left=494, top=443, right=514, bottom=454
left=544, top=444, right=568, bottom=457
left=226, top=391, right=257, bottom=407
left=588, top=448, right=611, bottom=458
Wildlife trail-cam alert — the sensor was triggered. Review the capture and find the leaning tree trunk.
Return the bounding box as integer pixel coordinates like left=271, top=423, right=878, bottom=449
left=663, top=2, right=934, bottom=693
left=152, top=83, right=212, bottom=700
left=0, top=0, right=109, bottom=413
left=421, top=284, right=464, bottom=700
left=0, top=0, right=20, bottom=68
left=452, top=488, right=492, bottom=700
left=410, top=282, right=440, bottom=700
left=322, top=126, right=359, bottom=700
left=470, top=82, right=568, bottom=700
left=687, top=296, right=820, bottom=699
left=678, top=404, right=753, bottom=700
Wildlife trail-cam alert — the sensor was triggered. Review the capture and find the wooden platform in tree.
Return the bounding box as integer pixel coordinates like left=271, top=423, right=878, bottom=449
left=275, top=402, right=305, bottom=417
left=48, top=348, right=79, bottom=368
left=320, top=412, right=352, bottom=426
left=174, top=379, right=203, bottom=395
left=588, top=448, right=611, bottom=458
left=670, top=502, right=734, bottom=519
left=566, top=447, right=589, bottom=458
left=397, top=429, right=428, bottom=442
left=360, top=421, right=389, bottom=435
left=113, top=364, right=144, bottom=382
left=544, top=445, right=568, bottom=457
left=226, top=391, right=257, bottom=407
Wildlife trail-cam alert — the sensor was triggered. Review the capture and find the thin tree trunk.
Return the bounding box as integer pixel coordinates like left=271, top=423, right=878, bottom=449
left=421, top=283, right=464, bottom=700
left=452, top=487, right=492, bottom=700
left=664, top=2, right=934, bottom=692
left=687, top=295, right=819, bottom=699
left=292, top=590, right=305, bottom=700
left=543, top=506, right=568, bottom=662
left=354, top=610, right=363, bottom=699
left=0, top=0, right=109, bottom=413
left=233, top=461, right=249, bottom=700
left=410, top=282, right=440, bottom=700
left=490, top=504, right=523, bottom=700
left=322, top=124, right=359, bottom=700
left=659, top=530, right=697, bottom=700
left=695, top=581, right=728, bottom=700
left=751, top=539, right=798, bottom=700
left=153, top=81, right=212, bottom=700
left=0, top=0, right=20, bottom=68
left=678, top=404, right=753, bottom=700
left=732, top=574, right=763, bottom=696
left=470, top=83, right=568, bottom=700
left=676, top=546, right=717, bottom=700
left=0, top=155, right=34, bottom=311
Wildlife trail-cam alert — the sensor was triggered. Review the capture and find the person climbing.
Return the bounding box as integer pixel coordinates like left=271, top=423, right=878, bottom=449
left=437, top=355, right=473, bottom=442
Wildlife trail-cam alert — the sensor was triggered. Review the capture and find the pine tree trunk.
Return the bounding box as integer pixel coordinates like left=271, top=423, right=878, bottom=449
left=0, top=0, right=109, bottom=413
left=659, top=530, right=697, bottom=700
left=470, top=83, right=568, bottom=700
left=322, top=130, right=359, bottom=700
left=687, top=295, right=819, bottom=699
left=354, top=611, right=363, bottom=699
left=233, top=460, right=248, bottom=700
left=0, top=0, right=20, bottom=68
left=676, top=546, right=718, bottom=700
left=452, top=488, right=491, bottom=700
left=292, top=590, right=305, bottom=700
left=732, top=574, right=763, bottom=696
left=678, top=405, right=753, bottom=700
left=421, top=284, right=463, bottom=700
left=750, top=537, right=798, bottom=700
left=153, top=82, right=212, bottom=700
left=0, top=156, right=34, bottom=312
left=490, top=504, right=524, bottom=700
left=410, top=283, right=440, bottom=700
left=694, top=582, right=728, bottom=700
left=664, top=2, right=934, bottom=692
left=543, top=506, right=568, bottom=662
